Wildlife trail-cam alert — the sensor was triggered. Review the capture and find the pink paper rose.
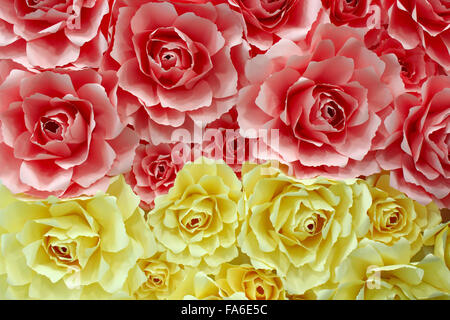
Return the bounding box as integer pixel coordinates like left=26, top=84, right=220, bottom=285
left=365, top=28, right=447, bottom=91
left=227, top=0, right=323, bottom=50
left=237, top=24, right=404, bottom=180
left=202, top=108, right=251, bottom=177
left=103, top=0, right=248, bottom=145
left=376, top=76, right=450, bottom=208
left=387, top=0, right=450, bottom=71
left=125, top=141, right=191, bottom=209
left=322, top=0, right=388, bottom=28
left=0, top=0, right=110, bottom=69
left=0, top=65, right=139, bottom=198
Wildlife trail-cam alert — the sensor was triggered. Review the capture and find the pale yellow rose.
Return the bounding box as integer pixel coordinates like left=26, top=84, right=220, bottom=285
left=238, top=162, right=372, bottom=295
left=364, top=174, right=441, bottom=255
left=168, top=270, right=246, bottom=300
left=331, top=238, right=450, bottom=300
left=147, top=157, right=242, bottom=273
left=215, top=263, right=285, bottom=300
left=126, top=252, right=187, bottom=300
left=424, top=222, right=449, bottom=269
left=0, top=176, right=157, bottom=299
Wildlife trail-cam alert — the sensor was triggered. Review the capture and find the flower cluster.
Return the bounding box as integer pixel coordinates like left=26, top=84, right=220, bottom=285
left=0, top=160, right=448, bottom=299
left=0, top=0, right=448, bottom=300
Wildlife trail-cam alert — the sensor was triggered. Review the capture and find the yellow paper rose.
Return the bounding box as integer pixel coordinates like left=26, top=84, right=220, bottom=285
left=147, top=157, right=242, bottom=273
left=215, top=263, right=285, bottom=300
left=0, top=176, right=157, bottom=299
left=331, top=238, right=450, bottom=300
left=168, top=270, right=246, bottom=300
left=424, top=222, right=449, bottom=269
left=127, top=252, right=187, bottom=300
left=364, top=173, right=441, bottom=255
left=238, top=162, right=372, bottom=295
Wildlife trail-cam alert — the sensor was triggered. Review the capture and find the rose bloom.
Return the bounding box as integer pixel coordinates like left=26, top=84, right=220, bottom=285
left=227, top=0, right=323, bottom=50
left=387, top=0, right=450, bottom=71
left=364, top=173, right=441, bottom=255
left=168, top=270, right=246, bottom=300
left=365, top=28, right=447, bottom=91
left=424, top=222, right=449, bottom=269
left=202, top=108, right=252, bottom=177
left=376, top=76, right=450, bottom=208
left=129, top=253, right=187, bottom=300
left=322, top=0, right=388, bottom=28
left=0, top=0, right=110, bottom=68
left=125, top=141, right=191, bottom=210
left=237, top=24, right=404, bottom=180
left=0, top=176, right=157, bottom=300
left=0, top=66, right=139, bottom=198
left=330, top=239, right=450, bottom=300
left=238, top=162, right=373, bottom=294
left=103, top=0, right=248, bottom=145
left=215, top=263, right=286, bottom=300
left=147, top=157, right=242, bottom=273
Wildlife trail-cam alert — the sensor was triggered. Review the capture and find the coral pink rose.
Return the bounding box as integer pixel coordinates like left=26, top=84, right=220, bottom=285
left=237, top=24, right=404, bottom=180
left=227, top=0, right=323, bottom=50
left=202, top=108, right=251, bottom=177
left=0, top=0, right=110, bottom=69
left=125, top=141, right=191, bottom=209
left=0, top=66, right=139, bottom=198
left=387, top=0, right=450, bottom=71
left=322, top=0, right=388, bottom=28
left=365, top=28, right=447, bottom=91
left=103, top=0, right=248, bottom=145
left=376, top=76, right=450, bottom=208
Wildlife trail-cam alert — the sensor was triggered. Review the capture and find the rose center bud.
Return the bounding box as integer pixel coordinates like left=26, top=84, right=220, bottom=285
left=45, top=238, right=80, bottom=267
left=159, top=50, right=178, bottom=70
left=149, top=274, right=165, bottom=288
left=256, top=285, right=265, bottom=296
left=399, top=60, right=413, bottom=78
left=344, top=0, right=358, bottom=7
left=26, top=0, right=41, bottom=7
left=181, top=210, right=210, bottom=233
left=41, top=117, right=63, bottom=140
left=321, top=101, right=345, bottom=129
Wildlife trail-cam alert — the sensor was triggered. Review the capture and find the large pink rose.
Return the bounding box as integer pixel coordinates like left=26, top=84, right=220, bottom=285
left=0, top=0, right=110, bottom=69
left=387, top=0, right=450, bottom=71
left=376, top=76, right=450, bottom=208
left=103, top=0, right=248, bottom=145
left=237, top=24, right=404, bottom=179
left=322, top=0, right=388, bottom=28
left=227, top=0, right=323, bottom=50
left=0, top=65, right=139, bottom=198
left=365, top=28, right=447, bottom=91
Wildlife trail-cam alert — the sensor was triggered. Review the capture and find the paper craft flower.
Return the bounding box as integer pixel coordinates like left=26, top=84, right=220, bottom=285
left=215, top=263, right=286, bottom=300
left=331, top=239, right=450, bottom=300
left=227, top=0, right=322, bottom=50
left=0, top=0, right=110, bottom=68
left=0, top=176, right=157, bottom=299
left=126, top=141, right=189, bottom=209
left=147, top=157, right=242, bottom=272
left=237, top=23, right=404, bottom=180
left=322, top=0, right=387, bottom=28
left=129, top=253, right=187, bottom=300
left=424, top=222, right=449, bottom=269
left=376, top=76, right=450, bottom=208
left=238, top=162, right=372, bottom=294
left=364, top=173, right=441, bottom=255
left=104, top=0, right=248, bottom=144
left=0, top=67, right=139, bottom=198
left=387, top=0, right=450, bottom=71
